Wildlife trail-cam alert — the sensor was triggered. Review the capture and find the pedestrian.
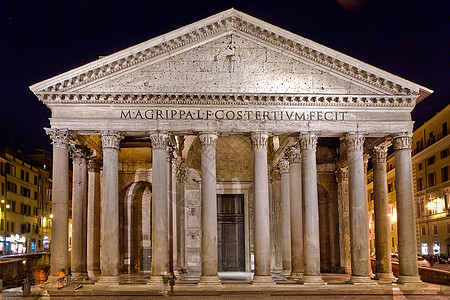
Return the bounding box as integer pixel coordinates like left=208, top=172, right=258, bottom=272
left=39, top=269, right=46, bottom=286
left=58, top=268, right=66, bottom=289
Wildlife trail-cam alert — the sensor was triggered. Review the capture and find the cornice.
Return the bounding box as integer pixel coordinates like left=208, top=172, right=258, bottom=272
left=30, top=9, right=432, bottom=102
left=35, top=92, right=416, bottom=107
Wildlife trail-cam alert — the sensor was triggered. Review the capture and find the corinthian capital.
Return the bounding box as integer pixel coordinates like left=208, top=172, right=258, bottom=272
left=45, top=128, right=70, bottom=149
left=299, top=133, right=318, bottom=151
left=277, top=159, right=290, bottom=174
left=101, top=131, right=122, bottom=150
left=198, top=133, right=218, bottom=151
left=251, top=133, right=269, bottom=150
left=70, top=144, right=91, bottom=161
left=150, top=132, right=169, bottom=150
left=345, top=133, right=365, bottom=151
left=87, top=158, right=102, bottom=172
left=287, top=145, right=301, bottom=164
left=371, top=145, right=388, bottom=163
left=392, top=133, right=412, bottom=150
left=271, top=168, right=281, bottom=182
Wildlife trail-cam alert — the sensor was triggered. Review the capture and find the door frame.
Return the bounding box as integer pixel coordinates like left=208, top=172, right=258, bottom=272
left=216, top=181, right=251, bottom=272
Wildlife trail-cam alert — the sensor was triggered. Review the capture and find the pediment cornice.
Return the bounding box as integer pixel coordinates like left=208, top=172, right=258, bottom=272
left=35, top=92, right=416, bottom=107
left=30, top=9, right=432, bottom=102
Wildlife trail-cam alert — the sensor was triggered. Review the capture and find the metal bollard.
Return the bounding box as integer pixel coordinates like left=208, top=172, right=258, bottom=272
left=22, top=278, right=31, bottom=295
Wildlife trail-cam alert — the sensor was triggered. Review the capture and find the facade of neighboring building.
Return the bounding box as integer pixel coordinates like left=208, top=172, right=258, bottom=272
left=412, top=104, right=450, bottom=256
left=367, top=104, right=450, bottom=257
left=0, top=148, right=53, bottom=254
left=367, top=153, right=398, bottom=255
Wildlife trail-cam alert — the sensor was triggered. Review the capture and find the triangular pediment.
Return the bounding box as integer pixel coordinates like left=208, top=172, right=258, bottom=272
left=74, top=35, right=378, bottom=95
left=30, top=8, right=432, bottom=103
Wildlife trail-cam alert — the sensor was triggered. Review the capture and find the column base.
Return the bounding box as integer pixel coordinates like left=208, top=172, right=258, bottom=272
left=87, top=269, right=101, bottom=279
left=95, top=275, right=120, bottom=288
left=147, top=275, right=165, bottom=286
left=289, top=272, right=303, bottom=280
left=301, top=275, right=327, bottom=285
left=397, top=275, right=426, bottom=287
left=280, top=270, right=292, bottom=277
left=72, top=272, right=88, bottom=280
left=198, top=275, right=221, bottom=285
left=375, top=272, right=396, bottom=282
left=348, top=275, right=377, bottom=285
left=44, top=275, right=60, bottom=288
left=252, top=275, right=276, bottom=285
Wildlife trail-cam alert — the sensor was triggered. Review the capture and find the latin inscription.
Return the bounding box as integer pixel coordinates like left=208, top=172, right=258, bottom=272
left=120, top=109, right=348, bottom=121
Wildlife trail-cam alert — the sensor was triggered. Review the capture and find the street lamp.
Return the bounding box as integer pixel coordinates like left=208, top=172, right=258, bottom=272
left=1, top=200, right=9, bottom=255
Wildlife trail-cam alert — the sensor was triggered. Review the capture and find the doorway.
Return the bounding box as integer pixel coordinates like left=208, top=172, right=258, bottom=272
left=217, top=194, right=245, bottom=271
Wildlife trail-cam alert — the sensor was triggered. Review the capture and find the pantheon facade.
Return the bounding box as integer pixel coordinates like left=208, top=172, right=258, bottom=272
left=30, top=9, right=432, bottom=287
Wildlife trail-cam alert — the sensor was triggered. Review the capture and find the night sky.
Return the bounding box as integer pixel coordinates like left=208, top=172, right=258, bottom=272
left=1, top=0, right=448, bottom=153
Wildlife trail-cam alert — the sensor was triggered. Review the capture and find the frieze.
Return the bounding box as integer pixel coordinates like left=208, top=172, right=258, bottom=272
left=120, top=108, right=348, bottom=121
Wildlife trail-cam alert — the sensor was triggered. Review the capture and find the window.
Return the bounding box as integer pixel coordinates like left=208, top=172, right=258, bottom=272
left=391, top=223, right=394, bottom=231
left=34, top=191, right=38, bottom=200
left=420, top=200, right=425, bottom=216
left=443, top=122, right=448, bottom=136
left=418, top=162, right=423, bottom=170
left=34, top=176, right=38, bottom=185
left=388, top=182, right=394, bottom=193
left=433, top=224, right=438, bottom=235
left=10, top=222, right=14, bottom=232
left=1, top=182, right=4, bottom=195
left=428, top=131, right=435, bottom=145
left=11, top=201, right=15, bottom=212
left=445, top=194, right=449, bottom=210
left=441, top=148, right=449, bottom=159
left=20, top=187, right=31, bottom=197
left=388, top=163, right=393, bottom=171
left=421, top=225, right=426, bottom=236
left=21, top=170, right=25, bottom=180
left=428, top=172, right=436, bottom=187
left=417, top=178, right=423, bottom=191
left=441, top=166, right=449, bottom=182
left=422, top=242, right=428, bottom=255
left=7, top=182, right=17, bottom=193
left=391, top=237, right=395, bottom=248
left=428, top=156, right=435, bottom=166
left=6, top=164, right=16, bottom=176
left=25, top=172, right=29, bottom=182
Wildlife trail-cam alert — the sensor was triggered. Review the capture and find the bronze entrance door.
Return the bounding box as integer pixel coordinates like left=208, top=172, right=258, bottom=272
left=217, top=194, right=245, bottom=271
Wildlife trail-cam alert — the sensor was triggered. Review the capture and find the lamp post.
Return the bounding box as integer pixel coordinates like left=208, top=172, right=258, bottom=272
left=1, top=200, right=9, bottom=255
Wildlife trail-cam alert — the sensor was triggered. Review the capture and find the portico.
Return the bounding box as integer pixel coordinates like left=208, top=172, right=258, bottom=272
left=31, top=9, right=431, bottom=288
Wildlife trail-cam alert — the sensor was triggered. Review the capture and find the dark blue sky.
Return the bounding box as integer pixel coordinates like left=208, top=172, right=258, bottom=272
left=1, top=0, right=448, bottom=153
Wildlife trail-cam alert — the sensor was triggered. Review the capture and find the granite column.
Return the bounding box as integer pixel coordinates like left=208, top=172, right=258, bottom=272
left=300, top=133, right=325, bottom=285
left=288, top=145, right=303, bottom=279
left=251, top=133, right=274, bottom=284
left=199, top=133, right=220, bottom=284
left=45, top=128, right=70, bottom=281
left=371, top=146, right=395, bottom=281
left=393, top=133, right=423, bottom=285
left=97, top=132, right=122, bottom=286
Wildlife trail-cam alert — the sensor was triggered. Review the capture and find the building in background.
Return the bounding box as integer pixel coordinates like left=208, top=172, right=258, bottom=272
left=0, top=148, right=53, bottom=254
left=367, top=104, right=450, bottom=257
left=412, top=104, right=450, bottom=256
left=367, top=153, right=398, bottom=255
